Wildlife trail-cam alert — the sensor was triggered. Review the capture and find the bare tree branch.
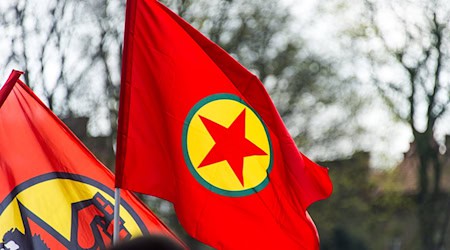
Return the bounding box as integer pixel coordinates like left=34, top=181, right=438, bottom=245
left=428, top=13, right=444, bottom=128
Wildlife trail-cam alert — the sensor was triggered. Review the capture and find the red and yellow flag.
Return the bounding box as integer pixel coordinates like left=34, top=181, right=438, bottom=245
left=115, top=1, right=333, bottom=249
left=0, top=70, right=181, bottom=249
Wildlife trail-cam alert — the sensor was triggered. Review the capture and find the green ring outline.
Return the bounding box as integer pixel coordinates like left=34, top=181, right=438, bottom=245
left=182, top=93, right=273, bottom=197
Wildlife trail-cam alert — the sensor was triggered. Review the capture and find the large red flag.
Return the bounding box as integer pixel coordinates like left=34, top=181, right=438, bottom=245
left=0, top=70, right=182, bottom=249
left=115, top=1, right=333, bottom=249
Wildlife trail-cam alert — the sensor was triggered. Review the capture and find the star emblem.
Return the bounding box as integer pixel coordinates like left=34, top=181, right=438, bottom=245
left=198, top=109, right=267, bottom=186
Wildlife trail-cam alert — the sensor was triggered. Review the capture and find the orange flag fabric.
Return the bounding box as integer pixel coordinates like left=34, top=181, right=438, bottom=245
left=0, top=70, right=182, bottom=249
left=115, top=1, right=333, bottom=249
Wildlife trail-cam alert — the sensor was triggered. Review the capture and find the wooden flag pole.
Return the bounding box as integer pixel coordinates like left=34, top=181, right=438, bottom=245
left=113, top=187, right=121, bottom=245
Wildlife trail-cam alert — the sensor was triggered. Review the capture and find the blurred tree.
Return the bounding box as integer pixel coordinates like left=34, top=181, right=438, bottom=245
left=0, top=0, right=127, bottom=168
left=1, top=0, right=70, bottom=112
left=83, top=0, right=125, bottom=134
left=345, top=0, right=450, bottom=248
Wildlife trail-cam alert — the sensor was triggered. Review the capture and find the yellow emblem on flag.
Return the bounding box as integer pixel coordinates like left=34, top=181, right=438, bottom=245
left=183, top=94, right=273, bottom=197
left=0, top=173, right=148, bottom=249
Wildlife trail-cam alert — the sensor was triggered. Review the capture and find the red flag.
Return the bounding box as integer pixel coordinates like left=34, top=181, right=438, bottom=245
left=0, top=70, right=182, bottom=249
left=115, top=1, right=333, bottom=249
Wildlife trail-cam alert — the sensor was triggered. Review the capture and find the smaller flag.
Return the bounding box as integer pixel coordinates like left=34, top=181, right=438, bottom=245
left=0, top=70, right=183, bottom=249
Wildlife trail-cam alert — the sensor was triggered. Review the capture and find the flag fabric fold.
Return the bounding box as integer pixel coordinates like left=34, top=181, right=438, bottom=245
left=0, top=70, right=182, bottom=249
left=115, top=1, right=332, bottom=249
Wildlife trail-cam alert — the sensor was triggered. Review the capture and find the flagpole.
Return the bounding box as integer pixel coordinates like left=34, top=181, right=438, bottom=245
left=113, top=187, right=121, bottom=245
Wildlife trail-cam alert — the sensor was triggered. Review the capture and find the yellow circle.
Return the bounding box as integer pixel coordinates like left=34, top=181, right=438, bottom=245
left=0, top=177, right=145, bottom=242
left=185, top=96, right=272, bottom=193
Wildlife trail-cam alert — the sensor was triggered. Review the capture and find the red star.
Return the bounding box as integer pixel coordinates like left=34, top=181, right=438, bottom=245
left=198, top=109, right=267, bottom=186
